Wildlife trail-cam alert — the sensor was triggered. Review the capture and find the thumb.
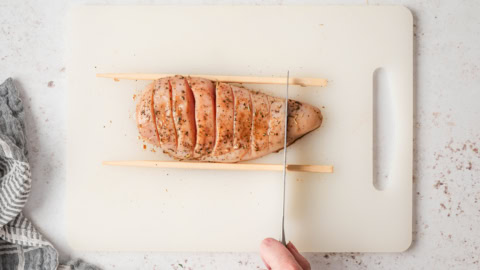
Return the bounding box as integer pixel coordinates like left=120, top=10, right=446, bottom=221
left=260, top=238, right=303, bottom=270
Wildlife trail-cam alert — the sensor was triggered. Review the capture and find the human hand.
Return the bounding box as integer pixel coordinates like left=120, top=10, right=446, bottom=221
left=260, top=238, right=311, bottom=270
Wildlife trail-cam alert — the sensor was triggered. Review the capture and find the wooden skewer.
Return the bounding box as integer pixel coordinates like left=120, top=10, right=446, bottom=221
left=96, top=73, right=328, bottom=87
left=102, top=160, right=334, bottom=173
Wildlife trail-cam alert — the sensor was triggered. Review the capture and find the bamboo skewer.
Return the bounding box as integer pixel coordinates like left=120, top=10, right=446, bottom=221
left=96, top=73, right=328, bottom=87
left=102, top=160, right=334, bottom=173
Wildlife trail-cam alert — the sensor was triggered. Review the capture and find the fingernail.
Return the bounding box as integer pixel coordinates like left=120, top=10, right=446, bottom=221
left=288, top=241, right=299, bottom=253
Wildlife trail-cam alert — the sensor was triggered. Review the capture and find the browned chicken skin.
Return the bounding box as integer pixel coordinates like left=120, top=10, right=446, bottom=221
left=136, top=76, right=323, bottom=162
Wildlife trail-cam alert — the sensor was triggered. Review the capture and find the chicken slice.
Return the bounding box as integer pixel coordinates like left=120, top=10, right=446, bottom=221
left=230, top=85, right=253, bottom=160
left=242, top=90, right=270, bottom=160
left=136, top=83, right=159, bottom=146
left=153, top=78, right=177, bottom=157
left=205, top=82, right=234, bottom=162
left=188, top=77, right=216, bottom=159
left=267, top=96, right=286, bottom=153
left=171, top=75, right=196, bottom=159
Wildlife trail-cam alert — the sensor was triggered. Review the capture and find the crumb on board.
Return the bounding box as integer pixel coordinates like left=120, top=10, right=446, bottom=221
left=143, top=144, right=147, bottom=150
left=151, top=148, right=156, bottom=153
left=133, top=94, right=137, bottom=100
left=114, top=78, right=120, bottom=82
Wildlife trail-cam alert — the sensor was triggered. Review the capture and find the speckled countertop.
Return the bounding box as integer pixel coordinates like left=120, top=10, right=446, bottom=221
left=1, top=0, right=479, bottom=269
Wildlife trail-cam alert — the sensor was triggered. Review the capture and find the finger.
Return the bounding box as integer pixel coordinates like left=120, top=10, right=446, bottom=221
left=287, top=242, right=311, bottom=270
left=261, top=256, right=272, bottom=270
left=260, top=238, right=303, bottom=270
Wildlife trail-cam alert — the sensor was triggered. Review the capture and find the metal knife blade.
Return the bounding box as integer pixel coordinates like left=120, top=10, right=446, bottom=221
left=280, top=71, right=289, bottom=246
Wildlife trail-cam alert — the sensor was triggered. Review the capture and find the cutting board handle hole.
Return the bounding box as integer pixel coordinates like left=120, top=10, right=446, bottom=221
left=373, top=67, right=395, bottom=191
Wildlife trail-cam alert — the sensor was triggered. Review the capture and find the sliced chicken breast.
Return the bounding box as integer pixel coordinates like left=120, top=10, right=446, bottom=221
left=136, top=76, right=323, bottom=162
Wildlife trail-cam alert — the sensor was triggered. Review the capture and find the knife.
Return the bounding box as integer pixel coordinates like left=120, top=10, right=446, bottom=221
left=280, top=71, right=289, bottom=246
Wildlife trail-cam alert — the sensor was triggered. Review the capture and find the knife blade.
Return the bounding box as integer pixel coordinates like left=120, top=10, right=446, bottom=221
left=280, top=71, right=289, bottom=246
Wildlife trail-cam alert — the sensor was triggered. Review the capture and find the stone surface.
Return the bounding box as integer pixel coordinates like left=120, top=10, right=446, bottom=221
left=1, top=0, right=479, bottom=269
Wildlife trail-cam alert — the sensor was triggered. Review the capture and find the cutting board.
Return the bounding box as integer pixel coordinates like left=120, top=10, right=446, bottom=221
left=66, top=5, right=412, bottom=252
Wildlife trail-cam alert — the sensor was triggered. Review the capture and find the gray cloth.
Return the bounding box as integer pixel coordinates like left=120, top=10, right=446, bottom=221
left=0, top=78, right=100, bottom=270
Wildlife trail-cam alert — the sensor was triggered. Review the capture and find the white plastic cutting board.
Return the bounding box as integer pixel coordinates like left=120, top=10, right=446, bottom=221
left=66, top=5, right=412, bottom=252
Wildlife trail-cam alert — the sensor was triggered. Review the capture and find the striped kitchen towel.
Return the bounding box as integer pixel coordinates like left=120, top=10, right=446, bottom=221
left=0, top=78, right=99, bottom=270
